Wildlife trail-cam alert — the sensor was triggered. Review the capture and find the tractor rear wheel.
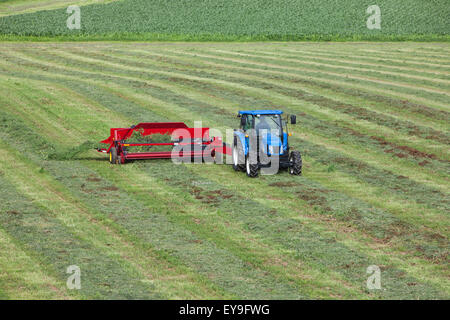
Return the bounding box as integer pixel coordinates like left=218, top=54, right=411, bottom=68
left=245, top=154, right=259, bottom=178
left=109, top=147, right=118, bottom=164
left=289, top=151, right=302, bottom=175
left=232, top=136, right=245, bottom=171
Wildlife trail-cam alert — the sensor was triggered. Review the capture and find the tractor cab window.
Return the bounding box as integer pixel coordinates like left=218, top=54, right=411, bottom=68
left=255, top=114, right=281, bottom=136
left=240, top=115, right=253, bottom=131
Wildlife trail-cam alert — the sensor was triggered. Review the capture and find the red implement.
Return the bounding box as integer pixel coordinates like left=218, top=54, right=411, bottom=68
left=97, top=122, right=231, bottom=164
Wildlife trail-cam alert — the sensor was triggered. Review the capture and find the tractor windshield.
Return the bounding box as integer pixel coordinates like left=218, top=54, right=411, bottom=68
left=254, top=114, right=282, bottom=136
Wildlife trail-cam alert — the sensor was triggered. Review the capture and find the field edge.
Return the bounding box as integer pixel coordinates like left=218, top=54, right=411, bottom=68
left=1, top=33, right=449, bottom=42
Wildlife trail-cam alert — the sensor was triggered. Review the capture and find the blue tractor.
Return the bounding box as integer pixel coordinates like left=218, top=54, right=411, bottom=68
left=232, top=110, right=302, bottom=177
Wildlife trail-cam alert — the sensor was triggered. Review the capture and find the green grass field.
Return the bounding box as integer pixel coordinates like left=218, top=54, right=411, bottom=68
left=0, top=41, right=448, bottom=299
left=0, top=0, right=119, bottom=17
left=0, top=0, right=449, bottom=41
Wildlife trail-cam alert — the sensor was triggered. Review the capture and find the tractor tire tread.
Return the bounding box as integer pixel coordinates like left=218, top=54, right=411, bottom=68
left=289, top=150, right=302, bottom=175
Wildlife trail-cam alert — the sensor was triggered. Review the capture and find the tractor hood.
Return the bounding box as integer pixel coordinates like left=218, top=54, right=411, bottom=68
left=261, top=131, right=284, bottom=155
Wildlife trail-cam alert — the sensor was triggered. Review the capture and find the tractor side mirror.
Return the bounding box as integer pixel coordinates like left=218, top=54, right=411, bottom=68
left=240, top=116, right=246, bottom=127
left=290, top=115, right=297, bottom=125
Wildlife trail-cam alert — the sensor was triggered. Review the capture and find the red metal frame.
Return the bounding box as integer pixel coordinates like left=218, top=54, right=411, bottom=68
left=98, top=122, right=231, bottom=163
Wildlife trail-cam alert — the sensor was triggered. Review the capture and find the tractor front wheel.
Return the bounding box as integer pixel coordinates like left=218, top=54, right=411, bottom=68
left=232, top=136, right=245, bottom=172
left=109, top=147, right=118, bottom=164
left=245, top=154, right=259, bottom=178
left=289, top=151, right=302, bottom=175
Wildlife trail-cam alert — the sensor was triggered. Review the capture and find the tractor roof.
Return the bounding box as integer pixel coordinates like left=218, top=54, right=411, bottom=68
left=238, top=110, right=283, bottom=116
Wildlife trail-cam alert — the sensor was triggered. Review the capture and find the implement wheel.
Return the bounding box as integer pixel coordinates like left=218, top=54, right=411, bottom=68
left=289, top=151, right=302, bottom=175
left=109, top=147, right=118, bottom=164
left=232, top=136, right=245, bottom=172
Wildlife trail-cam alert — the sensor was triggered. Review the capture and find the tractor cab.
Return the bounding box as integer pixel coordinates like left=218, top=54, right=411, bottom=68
left=233, top=110, right=302, bottom=177
left=239, top=110, right=287, bottom=156
left=240, top=110, right=282, bottom=133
